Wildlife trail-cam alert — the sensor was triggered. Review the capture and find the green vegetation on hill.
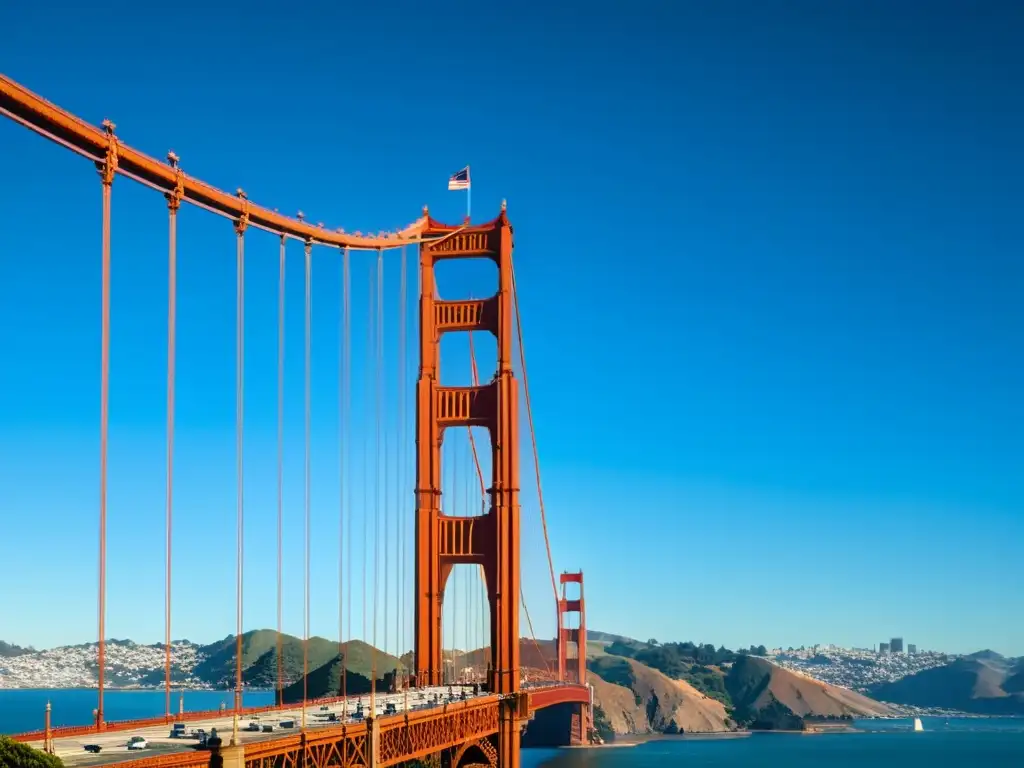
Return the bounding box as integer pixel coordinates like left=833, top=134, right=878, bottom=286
left=601, top=640, right=755, bottom=705
left=280, top=657, right=381, bottom=704
left=868, top=657, right=1024, bottom=715
left=0, top=642, right=32, bottom=659
left=0, top=736, right=64, bottom=768
left=591, top=705, right=616, bottom=743
left=276, top=640, right=406, bottom=702
left=192, top=631, right=405, bottom=690
left=724, top=654, right=800, bottom=728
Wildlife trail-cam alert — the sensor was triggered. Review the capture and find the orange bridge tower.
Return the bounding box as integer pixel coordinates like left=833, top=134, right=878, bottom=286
left=414, top=204, right=523, bottom=766
left=556, top=571, right=587, bottom=684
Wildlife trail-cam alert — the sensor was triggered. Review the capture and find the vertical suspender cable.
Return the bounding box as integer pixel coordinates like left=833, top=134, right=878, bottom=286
left=342, top=247, right=351, bottom=712
left=412, top=242, right=420, bottom=687
left=303, top=240, right=312, bottom=725
left=96, top=132, right=115, bottom=729
left=397, top=246, right=407, bottom=685
left=371, top=248, right=383, bottom=708
left=164, top=176, right=180, bottom=720
left=466, top=448, right=473, bottom=684
left=234, top=210, right=247, bottom=714
left=452, top=433, right=459, bottom=681
left=277, top=236, right=286, bottom=707
left=362, top=258, right=372, bottom=699
left=338, top=247, right=345, bottom=689
left=383, top=250, right=391, bottom=666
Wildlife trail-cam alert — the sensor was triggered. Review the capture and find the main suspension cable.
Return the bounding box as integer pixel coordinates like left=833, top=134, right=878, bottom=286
left=509, top=257, right=559, bottom=607
left=466, top=331, right=552, bottom=678
left=276, top=236, right=286, bottom=706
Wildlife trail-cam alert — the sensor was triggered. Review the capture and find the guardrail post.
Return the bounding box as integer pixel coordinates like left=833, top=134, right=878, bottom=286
left=43, top=702, right=53, bottom=754
left=218, top=742, right=245, bottom=768
left=367, top=716, right=380, bottom=768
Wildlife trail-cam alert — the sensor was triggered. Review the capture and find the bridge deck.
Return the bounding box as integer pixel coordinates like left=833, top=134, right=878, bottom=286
left=20, top=684, right=589, bottom=767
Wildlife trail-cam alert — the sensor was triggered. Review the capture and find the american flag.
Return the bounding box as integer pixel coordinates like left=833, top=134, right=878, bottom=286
left=448, top=166, right=471, bottom=191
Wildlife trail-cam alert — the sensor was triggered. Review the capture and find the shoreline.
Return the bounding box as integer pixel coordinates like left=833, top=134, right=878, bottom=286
left=561, top=731, right=754, bottom=749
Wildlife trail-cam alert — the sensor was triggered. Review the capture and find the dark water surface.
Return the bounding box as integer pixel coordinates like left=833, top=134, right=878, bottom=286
left=0, top=689, right=275, bottom=734
left=522, top=719, right=1024, bottom=768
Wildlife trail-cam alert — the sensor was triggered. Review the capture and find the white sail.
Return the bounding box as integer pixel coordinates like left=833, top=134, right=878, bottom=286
left=913, top=717, right=924, bottom=732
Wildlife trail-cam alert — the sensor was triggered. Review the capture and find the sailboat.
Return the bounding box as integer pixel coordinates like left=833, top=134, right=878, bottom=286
left=913, top=717, right=924, bottom=732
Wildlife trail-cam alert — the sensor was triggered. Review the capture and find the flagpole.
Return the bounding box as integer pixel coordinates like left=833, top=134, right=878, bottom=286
left=466, top=165, right=471, bottom=222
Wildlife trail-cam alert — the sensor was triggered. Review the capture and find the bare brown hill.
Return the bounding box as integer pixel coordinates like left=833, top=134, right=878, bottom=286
left=588, top=657, right=730, bottom=735
left=869, top=657, right=1024, bottom=715
left=456, top=639, right=560, bottom=679
left=728, top=655, right=893, bottom=718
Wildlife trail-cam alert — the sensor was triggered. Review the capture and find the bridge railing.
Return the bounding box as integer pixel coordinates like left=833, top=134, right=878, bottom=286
left=10, top=682, right=585, bottom=743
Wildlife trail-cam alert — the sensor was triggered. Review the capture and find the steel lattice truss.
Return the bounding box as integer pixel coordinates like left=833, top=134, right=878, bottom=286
left=106, top=687, right=589, bottom=768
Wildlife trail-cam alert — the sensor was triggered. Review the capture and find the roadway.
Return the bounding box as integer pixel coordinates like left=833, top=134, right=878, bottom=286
left=28, top=686, right=484, bottom=767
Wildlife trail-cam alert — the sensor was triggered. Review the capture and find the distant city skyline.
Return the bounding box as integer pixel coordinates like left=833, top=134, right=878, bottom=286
left=1, top=2, right=1021, bottom=656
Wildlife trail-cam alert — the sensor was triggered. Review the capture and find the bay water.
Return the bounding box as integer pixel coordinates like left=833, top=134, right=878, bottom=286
left=522, top=718, right=1024, bottom=768
left=0, top=689, right=275, bottom=734
left=2, top=693, right=1021, bottom=766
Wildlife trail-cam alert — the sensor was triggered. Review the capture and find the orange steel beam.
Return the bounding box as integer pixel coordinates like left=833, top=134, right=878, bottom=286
left=0, top=74, right=426, bottom=250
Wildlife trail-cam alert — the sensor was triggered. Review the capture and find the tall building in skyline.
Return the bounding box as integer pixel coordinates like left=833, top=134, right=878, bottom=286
left=908, top=643, right=918, bottom=654
left=891, top=637, right=904, bottom=653
left=879, top=642, right=891, bottom=654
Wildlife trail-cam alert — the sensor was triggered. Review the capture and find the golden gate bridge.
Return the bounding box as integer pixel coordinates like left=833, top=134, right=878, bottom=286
left=1, top=73, right=592, bottom=768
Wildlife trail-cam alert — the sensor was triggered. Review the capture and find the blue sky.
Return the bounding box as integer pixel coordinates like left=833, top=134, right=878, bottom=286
left=1, top=1, right=1021, bottom=658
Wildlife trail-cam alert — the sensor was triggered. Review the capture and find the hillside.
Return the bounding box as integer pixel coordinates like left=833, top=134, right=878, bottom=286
left=727, top=655, right=892, bottom=728
left=192, top=631, right=405, bottom=690
left=587, top=656, right=730, bottom=734
left=591, top=641, right=892, bottom=734
left=869, top=657, right=1024, bottom=715
left=0, top=642, right=33, bottom=658
left=281, top=657, right=380, bottom=703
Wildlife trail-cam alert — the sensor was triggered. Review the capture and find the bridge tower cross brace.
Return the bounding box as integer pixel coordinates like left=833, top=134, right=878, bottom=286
left=414, top=206, right=521, bottom=699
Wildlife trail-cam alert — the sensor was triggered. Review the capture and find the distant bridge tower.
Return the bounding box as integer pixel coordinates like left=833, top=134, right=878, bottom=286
left=557, top=571, right=587, bottom=684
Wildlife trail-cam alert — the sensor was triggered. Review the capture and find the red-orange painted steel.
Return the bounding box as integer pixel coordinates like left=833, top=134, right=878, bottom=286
left=0, top=75, right=426, bottom=249
left=557, top=572, right=587, bottom=685
left=21, top=686, right=590, bottom=768
left=414, top=209, right=524, bottom=768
